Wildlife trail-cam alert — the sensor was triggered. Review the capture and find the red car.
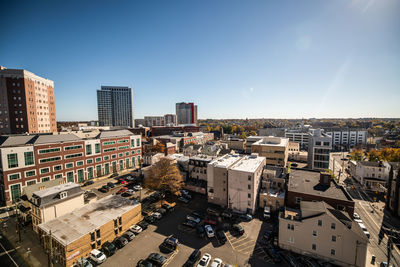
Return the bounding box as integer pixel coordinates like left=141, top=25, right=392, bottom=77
left=117, top=187, right=128, bottom=194
left=204, top=218, right=217, bottom=225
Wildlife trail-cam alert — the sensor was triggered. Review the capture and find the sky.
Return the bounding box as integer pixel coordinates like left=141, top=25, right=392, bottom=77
left=1, top=0, right=399, bottom=121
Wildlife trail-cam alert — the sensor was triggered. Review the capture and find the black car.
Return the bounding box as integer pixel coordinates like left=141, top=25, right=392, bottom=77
left=83, top=180, right=94, bottom=187
left=263, top=230, right=273, bottom=241
left=183, top=249, right=201, bottom=267
left=181, top=220, right=197, bottom=228
left=157, top=208, right=167, bottom=216
left=107, top=182, right=115, bottom=188
left=144, top=215, right=156, bottom=224
left=101, top=241, right=117, bottom=257
left=161, top=204, right=174, bottom=212
left=221, top=210, right=232, bottom=219
left=147, top=253, right=167, bottom=267
left=136, top=259, right=154, bottom=267
left=196, top=225, right=205, bottom=238
left=231, top=224, right=244, bottom=236
left=266, top=244, right=282, bottom=264
left=216, top=230, right=227, bottom=244
left=110, top=172, right=119, bottom=178
left=159, top=239, right=178, bottom=254
left=137, top=220, right=149, bottom=230
left=98, top=186, right=110, bottom=193
left=114, top=236, right=128, bottom=248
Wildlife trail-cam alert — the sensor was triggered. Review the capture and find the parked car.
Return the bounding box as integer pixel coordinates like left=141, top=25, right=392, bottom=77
left=206, top=208, right=220, bottom=217
left=152, top=212, right=162, bottom=220
left=186, top=215, right=201, bottom=224
left=101, top=241, right=117, bottom=257
left=147, top=253, right=167, bottom=267
left=178, top=196, right=190, bottom=203
left=204, top=218, right=217, bottom=225
left=83, top=180, right=94, bottom=187
left=205, top=225, right=215, bottom=238
left=114, top=236, right=128, bottom=248
left=75, top=258, right=93, bottom=267
left=145, top=215, right=156, bottom=224
left=164, top=237, right=179, bottom=245
left=116, top=187, right=128, bottom=194
left=221, top=211, right=232, bottom=219
left=353, top=213, right=360, bottom=219
left=162, top=203, right=175, bottom=212
left=239, top=214, right=252, bottom=222
left=126, top=189, right=135, bottom=195
left=136, top=259, right=154, bottom=267
left=123, top=230, right=135, bottom=241
left=134, top=185, right=143, bottom=191
left=159, top=238, right=178, bottom=254
left=197, top=253, right=211, bottom=267
left=197, top=225, right=206, bottom=238
left=107, top=182, right=115, bottom=188
left=130, top=224, right=143, bottom=234
left=184, top=249, right=201, bottom=267
left=182, top=193, right=192, bottom=199
left=98, top=185, right=110, bottom=193
left=137, top=220, right=149, bottom=230
left=210, top=258, right=223, bottom=267
left=89, top=249, right=107, bottom=264
left=157, top=208, right=167, bottom=216
left=110, top=173, right=119, bottom=178
left=263, top=230, right=273, bottom=241
left=231, top=224, right=244, bottom=236
left=180, top=189, right=190, bottom=195
left=216, top=230, right=227, bottom=244
left=182, top=220, right=197, bottom=228
left=191, top=211, right=205, bottom=219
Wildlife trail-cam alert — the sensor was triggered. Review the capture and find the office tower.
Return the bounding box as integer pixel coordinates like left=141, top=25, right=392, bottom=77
left=175, top=102, right=197, bottom=125
left=0, top=66, right=57, bottom=134
left=97, top=86, right=134, bottom=127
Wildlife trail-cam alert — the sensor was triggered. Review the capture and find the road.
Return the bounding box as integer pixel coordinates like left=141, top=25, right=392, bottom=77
left=0, top=233, right=30, bottom=267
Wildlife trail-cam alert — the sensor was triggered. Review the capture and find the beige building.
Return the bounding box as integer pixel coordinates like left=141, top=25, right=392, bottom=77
left=251, top=136, right=289, bottom=167
left=222, top=139, right=246, bottom=153
left=38, top=195, right=142, bottom=267
left=30, top=183, right=84, bottom=233
left=207, top=154, right=266, bottom=214
left=279, top=201, right=368, bottom=267
left=259, top=168, right=286, bottom=211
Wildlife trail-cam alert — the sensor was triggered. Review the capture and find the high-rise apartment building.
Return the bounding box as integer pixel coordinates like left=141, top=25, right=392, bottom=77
left=176, top=102, right=197, bottom=125
left=0, top=66, right=57, bottom=134
left=308, top=129, right=332, bottom=170
left=97, top=86, right=134, bottom=127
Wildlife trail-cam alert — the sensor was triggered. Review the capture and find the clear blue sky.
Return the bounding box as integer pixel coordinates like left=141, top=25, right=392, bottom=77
left=1, top=0, right=399, bottom=120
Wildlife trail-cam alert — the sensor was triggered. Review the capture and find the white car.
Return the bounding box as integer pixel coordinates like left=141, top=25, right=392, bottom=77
left=204, top=225, right=215, bottom=238
left=126, top=189, right=135, bottom=195
left=90, top=249, right=106, bottom=264
left=353, top=213, right=360, bottom=219
left=133, top=185, right=142, bottom=191
left=152, top=212, right=162, bottom=220
left=197, top=253, right=211, bottom=267
left=210, top=258, right=223, bottom=267
left=354, top=218, right=363, bottom=223
left=130, top=224, right=142, bottom=234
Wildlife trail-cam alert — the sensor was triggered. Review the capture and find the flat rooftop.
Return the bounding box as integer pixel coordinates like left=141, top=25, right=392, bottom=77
left=209, top=154, right=242, bottom=168
left=288, top=169, right=353, bottom=202
left=33, top=182, right=80, bottom=198
left=38, top=195, right=140, bottom=246
left=253, top=136, right=289, bottom=147
left=230, top=155, right=265, bottom=173
left=260, top=188, right=285, bottom=198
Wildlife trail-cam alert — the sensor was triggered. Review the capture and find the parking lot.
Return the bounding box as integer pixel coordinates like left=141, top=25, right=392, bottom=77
left=98, top=192, right=288, bottom=267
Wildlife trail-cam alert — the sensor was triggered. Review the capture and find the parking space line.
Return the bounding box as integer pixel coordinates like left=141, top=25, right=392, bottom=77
left=233, top=239, right=254, bottom=248
left=164, top=249, right=179, bottom=266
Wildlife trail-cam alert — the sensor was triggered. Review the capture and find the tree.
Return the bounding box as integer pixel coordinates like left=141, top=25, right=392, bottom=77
left=150, top=142, right=165, bottom=153
left=144, top=158, right=183, bottom=195
left=350, top=149, right=363, bottom=161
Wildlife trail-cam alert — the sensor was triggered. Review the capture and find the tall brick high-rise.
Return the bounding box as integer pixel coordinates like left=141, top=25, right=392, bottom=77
left=0, top=66, right=57, bottom=134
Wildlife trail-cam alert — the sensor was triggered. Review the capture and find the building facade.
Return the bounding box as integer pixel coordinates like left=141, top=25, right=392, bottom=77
left=251, top=137, right=289, bottom=167
left=307, top=129, right=332, bottom=170
left=0, top=130, right=142, bottom=205
left=175, top=102, right=198, bottom=125
left=0, top=66, right=57, bottom=134
left=325, top=128, right=367, bottom=151
left=97, top=86, right=134, bottom=127
left=279, top=201, right=368, bottom=267
left=387, top=163, right=400, bottom=218
left=285, top=130, right=310, bottom=150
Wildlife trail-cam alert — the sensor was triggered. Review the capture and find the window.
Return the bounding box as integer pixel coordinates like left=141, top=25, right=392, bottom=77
left=27, top=180, right=36, bottom=186
left=103, top=141, right=116, bottom=146
left=90, top=232, right=95, bottom=241
left=312, top=230, right=317, bottom=236
left=96, top=165, right=102, bottom=177
left=131, top=139, right=135, bottom=147
left=332, top=235, right=336, bottom=242
left=312, top=244, right=316, bottom=251
left=38, top=148, right=61, bottom=154
left=60, top=192, right=68, bottom=199
left=86, top=159, right=93, bottom=164
left=9, top=173, right=20, bottom=181
left=54, top=174, right=63, bottom=179
left=77, top=169, right=84, bottom=182
left=40, top=167, right=50, bottom=174
left=39, top=156, right=62, bottom=164
left=288, top=236, right=294, bottom=243
left=24, top=152, right=34, bottom=165
left=131, top=157, right=136, bottom=167
left=87, top=167, right=93, bottom=179
left=118, top=217, right=122, bottom=225
left=10, top=184, right=21, bottom=202
left=248, top=175, right=251, bottom=181
left=97, top=240, right=101, bottom=246
left=315, top=141, right=321, bottom=146
left=64, top=145, right=82, bottom=151
left=114, top=219, right=118, bottom=228
left=95, top=143, right=101, bottom=153
left=248, top=184, right=251, bottom=190
left=104, top=148, right=116, bottom=153
left=248, top=193, right=251, bottom=198
left=295, top=197, right=302, bottom=204
left=323, top=142, right=330, bottom=146
left=65, top=163, right=74, bottom=168
left=76, top=161, right=84, bottom=166
left=86, top=144, right=92, bottom=155
left=66, top=172, right=74, bottom=182
left=104, top=156, right=110, bottom=161
left=112, top=154, right=117, bottom=159
left=7, top=153, right=18, bottom=168
left=65, top=153, right=83, bottom=159
left=118, top=153, right=123, bottom=158
left=331, top=223, right=336, bottom=230
left=96, top=229, right=101, bottom=238
left=136, top=139, right=140, bottom=147
left=118, top=139, right=128, bottom=144
left=331, top=249, right=336, bottom=256
left=125, top=152, right=129, bottom=156
left=53, top=165, right=62, bottom=171
left=25, top=170, right=36, bottom=177
left=41, top=177, right=50, bottom=182
left=318, top=220, right=322, bottom=226
left=118, top=145, right=129, bottom=150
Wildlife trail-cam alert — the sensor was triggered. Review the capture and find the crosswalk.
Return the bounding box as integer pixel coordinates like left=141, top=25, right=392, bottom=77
left=225, top=232, right=271, bottom=263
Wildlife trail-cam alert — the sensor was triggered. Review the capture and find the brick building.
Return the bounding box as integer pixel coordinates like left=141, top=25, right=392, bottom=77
left=0, top=66, right=57, bottom=134
left=0, top=130, right=141, bottom=205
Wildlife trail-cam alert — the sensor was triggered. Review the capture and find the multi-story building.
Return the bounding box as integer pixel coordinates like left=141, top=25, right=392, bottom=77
left=164, top=114, right=177, bottom=126
left=97, top=86, right=134, bottom=127
left=285, top=130, right=310, bottom=150
left=222, top=138, right=246, bottom=153
left=279, top=201, right=368, bottom=267
left=151, top=125, right=200, bottom=136
left=38, top=195, right=142, bottom=267
left=0, top=66, right=57, bottom=134
left=245, top=136, right=264, bottom=154
left=307, top=129, right=332, bottom=170
left=387, top=163, right=400, bottom=218
left=251, top=137, right=289, bottom=167
left=0, top=130, right=142, bottom=205
left=287, top=169, right=355, bottom=216
left=257, top=128, right=285, bottom=137
left=176, top=102, right=198, bottom=125
left=349, top=161, right=391, bottom=192
left=29, top=182, right=84, bottom=233
left=207, top=154, right=266, bottom=214
left=259, top=167, right=286, bottom=212
left=325, top=128, right=367, bottom=151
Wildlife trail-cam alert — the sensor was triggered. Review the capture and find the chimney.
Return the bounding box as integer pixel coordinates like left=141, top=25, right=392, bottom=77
left=319, top=171, right=331, bottom=186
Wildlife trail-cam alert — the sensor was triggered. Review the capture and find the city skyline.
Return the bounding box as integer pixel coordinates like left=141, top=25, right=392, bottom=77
left=1, top=0, right=399, bottom=121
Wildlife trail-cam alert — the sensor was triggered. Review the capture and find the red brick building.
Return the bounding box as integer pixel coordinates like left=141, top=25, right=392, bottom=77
left=0, top=130, right=142, bottom=205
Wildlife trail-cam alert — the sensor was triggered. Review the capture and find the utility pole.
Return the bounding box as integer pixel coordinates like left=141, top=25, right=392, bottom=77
left=48, top=230, right=54, bottom=267
left=14, top=201, right=21, bottom=243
